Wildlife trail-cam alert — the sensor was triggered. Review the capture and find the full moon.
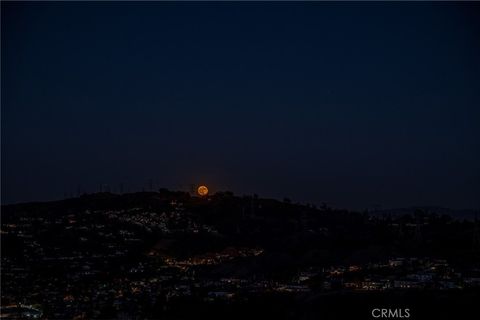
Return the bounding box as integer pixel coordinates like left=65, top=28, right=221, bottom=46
left=197, top=185, right=209, bottom=196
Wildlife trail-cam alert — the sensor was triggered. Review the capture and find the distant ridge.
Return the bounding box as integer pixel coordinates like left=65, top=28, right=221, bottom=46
left=370, top=206, right=480, bottom=221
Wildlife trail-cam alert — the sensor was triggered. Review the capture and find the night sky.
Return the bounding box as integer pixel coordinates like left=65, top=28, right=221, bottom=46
left=2, top=2, right=480, bottom=210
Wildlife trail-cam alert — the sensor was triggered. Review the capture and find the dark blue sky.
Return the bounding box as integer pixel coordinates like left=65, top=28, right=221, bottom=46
left=2, top=2, right=480, bottom=210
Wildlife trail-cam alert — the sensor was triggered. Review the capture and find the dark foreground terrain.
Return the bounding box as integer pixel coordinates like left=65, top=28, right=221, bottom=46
left=2, top=190, right=480, bottom=319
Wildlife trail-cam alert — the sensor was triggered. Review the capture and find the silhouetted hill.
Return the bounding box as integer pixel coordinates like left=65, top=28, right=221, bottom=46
left=2, top=189, right=478, bottom=267
left=2, top=189, right=480, bottom=319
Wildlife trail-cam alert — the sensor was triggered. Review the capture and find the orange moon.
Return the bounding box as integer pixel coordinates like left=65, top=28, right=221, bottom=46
left=197, top=185, right=209, bottom=196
